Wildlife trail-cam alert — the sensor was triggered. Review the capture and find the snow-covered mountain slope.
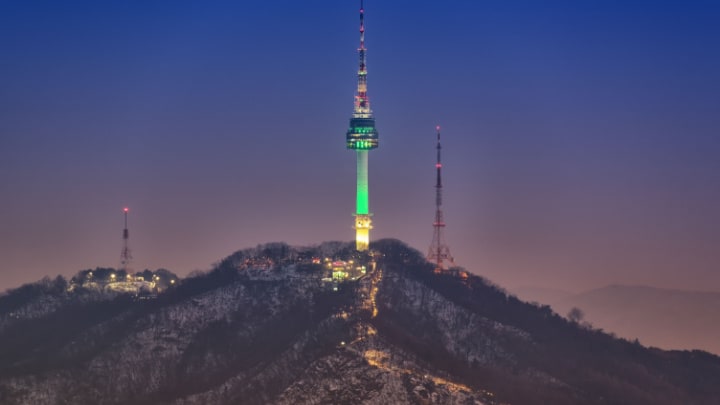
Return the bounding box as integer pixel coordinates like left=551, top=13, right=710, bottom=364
left=1, top=239, right=719, bottom=404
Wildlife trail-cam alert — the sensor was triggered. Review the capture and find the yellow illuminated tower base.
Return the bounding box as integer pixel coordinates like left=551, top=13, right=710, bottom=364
left=355, top=215, right=372, bottom=251
left=346, top=1, right=379, bottom=251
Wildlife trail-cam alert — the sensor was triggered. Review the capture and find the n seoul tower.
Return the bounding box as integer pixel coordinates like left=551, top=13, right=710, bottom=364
left=346, top=0, right=379, bottom=251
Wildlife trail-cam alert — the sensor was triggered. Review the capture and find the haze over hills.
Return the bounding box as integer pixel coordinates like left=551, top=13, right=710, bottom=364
left=514, top=285, right=720, bottom=356
left=1, top=240, right=720, bottom=405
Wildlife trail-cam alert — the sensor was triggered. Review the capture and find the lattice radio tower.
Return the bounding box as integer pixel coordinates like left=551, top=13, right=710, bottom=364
left=427, top=126, right=454, bottom=272
left=120, top=207, right=133, bottom=272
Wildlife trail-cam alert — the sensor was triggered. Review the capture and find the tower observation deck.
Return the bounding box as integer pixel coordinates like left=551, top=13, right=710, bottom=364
left=346, top=0, right=379, bottom=251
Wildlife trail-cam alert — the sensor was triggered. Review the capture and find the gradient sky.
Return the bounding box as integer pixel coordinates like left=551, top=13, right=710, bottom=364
left=1, top=0, right=719, bottom=294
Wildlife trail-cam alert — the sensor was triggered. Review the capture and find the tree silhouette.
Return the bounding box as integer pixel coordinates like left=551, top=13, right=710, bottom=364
left=567, top=307, right=585, bottom=323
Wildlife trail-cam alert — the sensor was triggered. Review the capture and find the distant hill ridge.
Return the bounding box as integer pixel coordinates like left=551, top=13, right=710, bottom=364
left=540, top=284, right=720, bottom=355
left=1, top=239, right=719, bottom=405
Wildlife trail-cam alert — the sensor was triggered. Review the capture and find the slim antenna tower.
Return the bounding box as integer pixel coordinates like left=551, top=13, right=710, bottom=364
left=427, top=126, right=454, bottom=272
left=120, top=207, right=133, bottom=272
left=346, top=0, right=379, bottom=251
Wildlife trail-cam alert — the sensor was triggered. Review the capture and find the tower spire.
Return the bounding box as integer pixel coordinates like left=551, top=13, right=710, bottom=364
left=427, top=126, right=454, bottom=272
left=120, top=207, right=133, bottom=272
left=355, top=0, right=370, bottom=118
left=346, top=0, right=379, bottom=251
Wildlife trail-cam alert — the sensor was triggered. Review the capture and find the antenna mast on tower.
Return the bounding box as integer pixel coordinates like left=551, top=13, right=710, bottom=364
left=427, top=126, right=454, bottom=272
left=120, top=207, right=133, bottom=272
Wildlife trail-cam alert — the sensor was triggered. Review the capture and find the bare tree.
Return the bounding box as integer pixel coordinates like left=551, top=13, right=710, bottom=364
left=567, top=307, right=585, bottom=323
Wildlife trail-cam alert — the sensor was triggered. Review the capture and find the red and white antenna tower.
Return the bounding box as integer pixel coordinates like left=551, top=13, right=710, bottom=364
left=120, top=207, right=133, bottom=272
left=427, top=126, right=454, bottom=272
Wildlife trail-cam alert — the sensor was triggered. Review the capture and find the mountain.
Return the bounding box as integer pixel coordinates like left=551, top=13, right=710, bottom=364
left=510, top=286, right=574, bottom=307
left=1, top=240, right=720, bottom=405
left=542, top=285, right=720, bottom=355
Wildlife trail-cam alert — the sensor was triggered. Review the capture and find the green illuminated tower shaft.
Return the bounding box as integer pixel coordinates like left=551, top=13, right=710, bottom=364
left=356, top=150, right=369, bottom=215
left=346, top=0, right=379, bottom=251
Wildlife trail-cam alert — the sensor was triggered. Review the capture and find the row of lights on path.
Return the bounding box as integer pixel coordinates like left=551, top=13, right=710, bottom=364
left=86, top=271, right=175, bottom=284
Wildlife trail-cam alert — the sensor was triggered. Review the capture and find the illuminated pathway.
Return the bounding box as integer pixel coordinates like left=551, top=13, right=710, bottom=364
left=362, top=349, right=481, bottom=395
left=337, top=263, right=498, bottom=402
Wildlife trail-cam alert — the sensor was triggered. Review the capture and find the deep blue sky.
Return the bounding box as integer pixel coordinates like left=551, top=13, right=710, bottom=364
left=1, top=0, right=719, bottom=293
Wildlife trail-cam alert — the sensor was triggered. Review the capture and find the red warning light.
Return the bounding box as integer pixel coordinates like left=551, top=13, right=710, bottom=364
left=436, top=125, right=441, bottom=131
left=123, top=207, right=129, bottom=213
